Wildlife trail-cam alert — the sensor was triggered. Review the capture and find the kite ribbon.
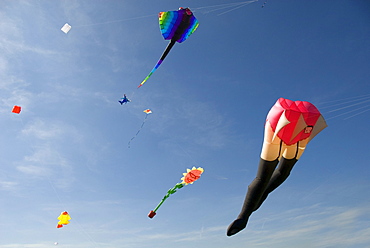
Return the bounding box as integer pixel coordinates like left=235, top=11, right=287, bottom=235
left=148, top=183, right=184, bottom=218
left=138, top=40, right=176, bottom=88
left=148, top=167, right=203, bottom=218
left=128, top=110, right=152, bottom=148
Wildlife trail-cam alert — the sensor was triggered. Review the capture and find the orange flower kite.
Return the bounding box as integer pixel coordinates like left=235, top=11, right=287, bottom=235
left=148, top=167, right=204, bottom=218
left=181, top=167, right=204, bottom=185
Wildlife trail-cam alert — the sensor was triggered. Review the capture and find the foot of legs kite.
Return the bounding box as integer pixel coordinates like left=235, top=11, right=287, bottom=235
left=227, top=98, right=327, bottom=236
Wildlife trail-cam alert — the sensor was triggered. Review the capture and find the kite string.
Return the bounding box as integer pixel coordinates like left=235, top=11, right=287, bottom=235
left=192, top=0, right=257, bottom=12
left=71, top=219, right=100, bottom=248
left=71, top=0, right=258, bottom=29
left=315, top=93, right=370, bottom=120
left=73, top=14, right=157, bottom=28
left=315, top=93, right=370, bottom=105
left=46, top=176, right=66, bottom=210
left=343, top=106, right=370, bottom=120
left=325, top=98, right=370, bottom=113
left=317, top=94, right=370, bottom=110
left=43, top=153, right=100, bottom=247
left=175, top=141, right=200, bottom=167
left=216, top=2, right=257, bottom=16
left=128, top=113, right=149, bottom=148
left=325, top=104, right=370, bottom=120
left=119, top=90, right=135, bottom=104
left=300, top=169, right=342, bottom=202
left=173, top=140, right=230, bottom=181
left=192, top=1, right=258, bottom=16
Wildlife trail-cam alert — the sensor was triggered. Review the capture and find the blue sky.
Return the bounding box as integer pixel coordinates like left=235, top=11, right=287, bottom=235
left=1, top=0, right=370, bottom=247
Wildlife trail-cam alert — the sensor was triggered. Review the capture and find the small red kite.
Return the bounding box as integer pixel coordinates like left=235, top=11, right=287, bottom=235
left=12, top=106, right=21, bottom=114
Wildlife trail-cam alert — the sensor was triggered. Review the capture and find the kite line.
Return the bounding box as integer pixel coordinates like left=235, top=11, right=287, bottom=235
left=316, top=93, right=370, bottom=120
left=128, top=109, right=152, bottom=148
left=192, top=1, right=258, bottom=15
left=61, top=1, right=258, bottom=32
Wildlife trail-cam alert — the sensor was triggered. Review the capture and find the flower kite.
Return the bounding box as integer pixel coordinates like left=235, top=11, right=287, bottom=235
left=148, top=167, right=204, bottom=218
left=56, top=211, right=71, bottom=228
left=181, top=167, right=204, bottom=185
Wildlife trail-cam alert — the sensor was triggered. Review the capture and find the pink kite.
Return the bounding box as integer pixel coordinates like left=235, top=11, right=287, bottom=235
left=227, top=98, right=327, bottom=236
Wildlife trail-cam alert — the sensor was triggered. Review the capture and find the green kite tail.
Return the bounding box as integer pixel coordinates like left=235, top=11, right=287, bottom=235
left=148, top=183, right=184, bottom=218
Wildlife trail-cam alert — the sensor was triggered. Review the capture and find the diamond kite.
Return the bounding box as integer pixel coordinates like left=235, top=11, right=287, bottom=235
left=61, top=23, right=72, bottom=34
left=138, top=7, right=199, bottom=88
left=148, top=167, right=204, bottom=218
left=143, top=109, right=152, bottom=114
left=56, top=211, right=71, bottom=228
left=12, top=105, right=21, bottom=114
left=227, top=98, right=327, bottom=236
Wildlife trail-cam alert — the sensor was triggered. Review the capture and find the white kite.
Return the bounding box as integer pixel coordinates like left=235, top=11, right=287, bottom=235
left=61, top=23, right=72, bottom=34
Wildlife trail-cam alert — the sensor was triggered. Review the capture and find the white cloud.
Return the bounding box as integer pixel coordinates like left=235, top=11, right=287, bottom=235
left=21, top=119, right=65, bottom=140
left=0, top=181, right=18, bottom=191
left=243, top=204, right=370, bottom=248
left=16, top=164, right=50, bottom=177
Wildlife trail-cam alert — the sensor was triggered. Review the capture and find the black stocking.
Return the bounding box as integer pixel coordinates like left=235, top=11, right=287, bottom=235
left=253, top=157, right=297, bottom=211
left=227, top=159, right=278, bottom=236
left=227, top=157, right=297, bottom=236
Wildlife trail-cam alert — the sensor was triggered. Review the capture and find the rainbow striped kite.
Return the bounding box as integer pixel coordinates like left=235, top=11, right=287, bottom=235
left=138, top=8, right=199, bottom=88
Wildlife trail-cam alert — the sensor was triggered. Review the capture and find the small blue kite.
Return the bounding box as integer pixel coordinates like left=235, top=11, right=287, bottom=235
left=119, top=94, right=131, bottom=105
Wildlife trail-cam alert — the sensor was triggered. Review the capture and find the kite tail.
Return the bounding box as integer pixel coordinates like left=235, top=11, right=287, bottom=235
left=148, top=183, right=184, bottom=218
left=154, top=183, right=184, bottom=212
left=128, top=114, right=149, bottom=148
left=138, top=40, right=176, bottom=88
